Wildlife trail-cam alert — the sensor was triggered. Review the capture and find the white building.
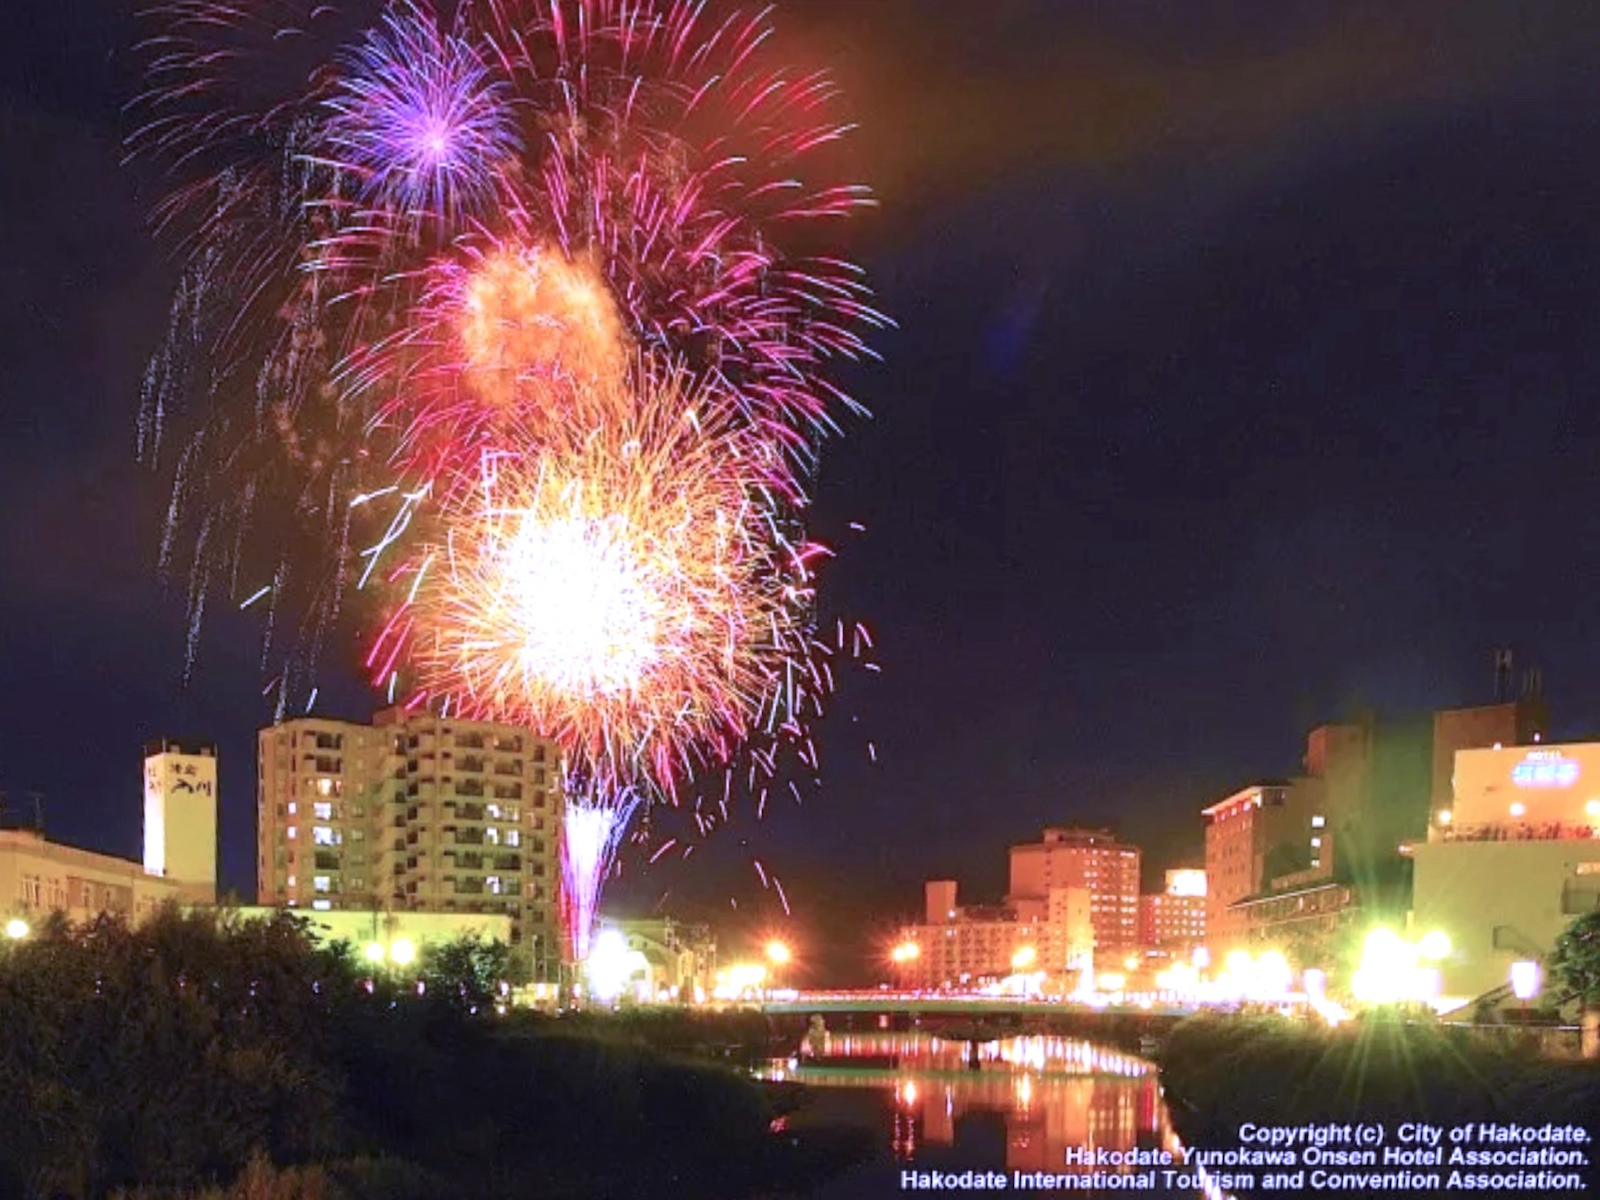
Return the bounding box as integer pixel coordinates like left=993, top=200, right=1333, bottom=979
left=1411, top=742, right=1600, bottom=1002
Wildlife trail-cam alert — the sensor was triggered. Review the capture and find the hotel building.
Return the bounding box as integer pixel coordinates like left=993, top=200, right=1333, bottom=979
left=893, top=879, right=1093, bottom=990
left=1008, top=827, right=1140, bottom=961
left=1412, top=740, right=1600, bottom=1001
left=1138, top=869, right=1207, bottom=958
left=2, top=740, right=217, bottom=929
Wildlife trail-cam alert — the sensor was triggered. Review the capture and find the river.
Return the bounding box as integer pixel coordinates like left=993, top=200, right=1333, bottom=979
left=754, top=1030, right=1223, bottom=1199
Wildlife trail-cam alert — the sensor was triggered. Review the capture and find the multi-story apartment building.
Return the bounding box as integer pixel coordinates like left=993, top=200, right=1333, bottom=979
left=257, top=707, right=563, bottom=978
left=1008, top=827, right=1140, bottom=961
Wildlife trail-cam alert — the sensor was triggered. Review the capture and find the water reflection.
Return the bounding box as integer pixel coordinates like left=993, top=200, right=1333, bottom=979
left=761, top=1032, right=1221, bottom=1197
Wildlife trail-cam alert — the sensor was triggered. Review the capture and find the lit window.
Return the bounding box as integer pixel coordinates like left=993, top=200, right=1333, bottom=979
left=1311, top=815, right=1324, bottom=828
left=287, top=802, right=297, bottom=815
left=1310, top=837, right=1321, bottom=848
left=505, top=830, right=520, bottom=847
left=287, top=827, right=297, bottom=839
left=314, top=876, right=330, bottom=893
left=287, top=875, right=296, bottom=887
left=316, top=778, right=335, bottom=797
left=314, top=826, right=336, bottom=846
left=487, top=803, right=502, bottom=820
left=312, top=900, right=332, bottom=911
left=314, top=802, right=333, bottom=820
left=487, top=828, right=500, bottom=845
left=487, top=876, right=502, bottom=895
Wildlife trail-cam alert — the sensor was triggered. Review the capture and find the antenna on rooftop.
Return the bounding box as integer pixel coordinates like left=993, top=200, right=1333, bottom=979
left=1493, top=649, right=1513, bottom=703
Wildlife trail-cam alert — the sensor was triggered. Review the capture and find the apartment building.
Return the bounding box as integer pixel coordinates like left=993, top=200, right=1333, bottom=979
left=257, top=707, right=563, bottom=977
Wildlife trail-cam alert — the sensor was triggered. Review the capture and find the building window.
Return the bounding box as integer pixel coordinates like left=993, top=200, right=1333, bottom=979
left=313, top=876, right=331, bottom=893
left=314, top=826, right=337, bottom=846
left=314, top=802, right=333, bottom=820
left=505, top=829, right=521, bottom=847
left=288, top=827, right=297, bottom=839
left=487, top=876, right=503, bottom=895
left=287, top=802, right=297, bottom=815
left=312, top=899, right=332, bottom=911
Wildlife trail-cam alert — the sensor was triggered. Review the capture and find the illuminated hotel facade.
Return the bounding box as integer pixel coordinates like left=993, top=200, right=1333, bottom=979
left=1008, top=827, right=1141, bottom=960
left=257, top=708, right=563, bottom=978
left=1138, top=869, right=1207, bottom=957
left=893, top=879, right=1093, bottom=989
left=1411, top=740, right=1600, bottom=1001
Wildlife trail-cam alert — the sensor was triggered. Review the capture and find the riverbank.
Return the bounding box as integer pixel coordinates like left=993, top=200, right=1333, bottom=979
left=0, top=910, right=867, bottom=1200
left=1157, top=1013, right=1600, bottom=1197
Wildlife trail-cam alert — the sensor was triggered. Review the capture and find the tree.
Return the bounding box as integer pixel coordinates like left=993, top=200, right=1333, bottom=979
left=419, top=934, right=512, bottom=1015
left=1549, top=910, right=1600, bottom=1058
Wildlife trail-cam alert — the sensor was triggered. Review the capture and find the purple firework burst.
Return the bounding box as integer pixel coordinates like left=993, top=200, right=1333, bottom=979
left=323, top=1, right=520, bottom=228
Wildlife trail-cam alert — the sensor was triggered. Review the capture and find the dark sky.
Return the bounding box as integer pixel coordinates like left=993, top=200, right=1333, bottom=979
left=7, top=2, right=1600, bottom=982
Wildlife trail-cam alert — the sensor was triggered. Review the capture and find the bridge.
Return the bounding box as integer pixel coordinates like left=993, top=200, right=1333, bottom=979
left=759, top=991, right=1197, bottom=1019
left=754, top=991, right=1198, bottom=1052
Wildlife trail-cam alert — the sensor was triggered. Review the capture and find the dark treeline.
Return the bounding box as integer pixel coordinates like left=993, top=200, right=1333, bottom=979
left=1158, top=1014, right=1600, bottom=1199
left=0, top=907, right=865, bottom=1200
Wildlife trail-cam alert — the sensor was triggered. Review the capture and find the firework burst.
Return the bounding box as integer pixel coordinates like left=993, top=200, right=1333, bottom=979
left=323, top=1, right=520, bottom=229
left=365, top=368, right=819, bottom=790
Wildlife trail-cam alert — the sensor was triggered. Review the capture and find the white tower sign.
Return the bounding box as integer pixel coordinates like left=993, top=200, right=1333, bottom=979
left=142, top=739, right=218, bottom=893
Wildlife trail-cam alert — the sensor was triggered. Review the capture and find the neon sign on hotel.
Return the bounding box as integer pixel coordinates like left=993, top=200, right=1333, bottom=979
left=1511, top=750, right=1579, bottom=789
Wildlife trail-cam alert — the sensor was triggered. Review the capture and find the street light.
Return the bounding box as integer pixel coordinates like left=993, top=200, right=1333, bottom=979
left=4, top=918, right=28, bottom=941
left=1510, top=960, right=1540, bottom=1007
left=390, top=938, right=417, bottom=966
left=765, top=940, right=791, bottom=966
left=890, top=941, right=920, bottom=964
left=1011, top=946, right=1037, bottom=971
left=363, top=941, right=386, bottom=964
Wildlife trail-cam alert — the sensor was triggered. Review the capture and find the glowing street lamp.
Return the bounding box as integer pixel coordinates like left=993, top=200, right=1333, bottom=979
left=1418, top=931, right=1451, bottom=961
left=363, top=942, right=386, bottom=964
left=890, top=941, right=920, bottom=964
left=4, top=918, right=28, bottom=941
left=765, top=940, right=792, bottom=966
left=1510, top=961, right=1540, bottom=1003
left=1011, top=946, right=1037, bottom=971
left=389, top=938, right=417, bottom=966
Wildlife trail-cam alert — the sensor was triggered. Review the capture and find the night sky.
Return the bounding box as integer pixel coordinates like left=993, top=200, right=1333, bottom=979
left=7, top=2, right=1600, bottom=981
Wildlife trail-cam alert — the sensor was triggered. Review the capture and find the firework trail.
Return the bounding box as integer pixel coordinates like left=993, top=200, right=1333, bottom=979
left=560, top=771, right=643, bottom=962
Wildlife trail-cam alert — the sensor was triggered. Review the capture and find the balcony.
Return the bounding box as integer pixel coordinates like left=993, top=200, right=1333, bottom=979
left=1438, top=821, right=1600, bottom=844
left=453, top=829, right=486, bottom=847
left=494, top=854, right=522, bottom=872
left=493, top=761, right=520, bottom=777
left=458, top=757, right=486, bottom=774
